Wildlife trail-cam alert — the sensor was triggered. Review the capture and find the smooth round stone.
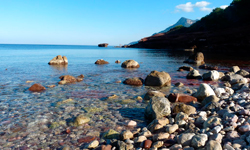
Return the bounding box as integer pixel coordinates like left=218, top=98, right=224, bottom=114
left=175, top=82, right=184, bottom=87
left=121, top=130, right=133, bottom=140
left=203, top=116, right=221, bottom=129
left=238, top=125, right=250, bottom=132
left=226, top=131, right=240, bottom=139
left=88, top=140, right=99, bottom=149
left=125, top=139, right=134, bottom=144
left=134, top=136, right=147, bottom=143
left=177, top=133, right=195, bottom=147
left=205, top=140, right=222, bottom=150
left=191, top=134, right=208, bottom=148
left=152, top=141, right=164, bottom=148
left=166, top=124, right=179, bottom=134
left=101, top=145, right=112, bottom=150
left=128, top=120, right=137, bottom=127
left=209, top=133, right=223, bottom=143
left=74, top=115, right=90, bottom=126
left=152, top=133, right=169, bottom=141
left=193, top=83, right=216, bottom=101
left=223, top=144, right=235, bottom=150
left=144, top=140, right=152, bottom=149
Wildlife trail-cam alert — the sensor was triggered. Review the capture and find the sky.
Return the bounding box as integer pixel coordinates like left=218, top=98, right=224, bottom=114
left=0, top=0, right=233, bottom=46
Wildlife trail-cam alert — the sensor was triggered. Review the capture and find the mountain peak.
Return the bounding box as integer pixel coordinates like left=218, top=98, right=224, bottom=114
left=153, top=17, right=198, bottom=35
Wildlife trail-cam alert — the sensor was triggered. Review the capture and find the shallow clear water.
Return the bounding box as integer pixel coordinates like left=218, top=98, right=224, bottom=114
left=0, top=44, right=250, bottom=148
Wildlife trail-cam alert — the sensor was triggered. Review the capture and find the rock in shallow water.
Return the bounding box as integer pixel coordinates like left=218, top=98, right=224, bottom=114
left=145, top=70, right=171, bottom=86
left=48, top=55, right=68, bottom=65
left=58, top=75, right=77, bottom=84
left=95, top=59, right=109, bottom=64
left=121, top=60, right=140, bottom=68
left=123, top=77, right=143, bottom=86
left=74, top=114, right=90, bottom=126
left=28, top=83, right=46, bottom=92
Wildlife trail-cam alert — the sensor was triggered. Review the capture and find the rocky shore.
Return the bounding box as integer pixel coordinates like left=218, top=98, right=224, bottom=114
left=1, top=54, right=250, bottom=150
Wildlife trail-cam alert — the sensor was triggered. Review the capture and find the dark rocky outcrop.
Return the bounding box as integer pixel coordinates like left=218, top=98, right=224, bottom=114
left=98, top=43, right=108, bottom=47
left=126, top=0, right=250, bottom=52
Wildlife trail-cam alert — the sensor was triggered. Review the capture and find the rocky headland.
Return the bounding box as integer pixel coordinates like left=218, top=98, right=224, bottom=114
left=126, top=0, right=250, bottom=52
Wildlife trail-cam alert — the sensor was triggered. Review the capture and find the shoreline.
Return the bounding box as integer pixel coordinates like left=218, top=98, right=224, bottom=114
left=1, top=52, right=250, bottom=149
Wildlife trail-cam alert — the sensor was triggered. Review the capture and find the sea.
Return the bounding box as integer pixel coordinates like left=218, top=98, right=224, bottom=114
left=0, top=44, right=250, bottom=148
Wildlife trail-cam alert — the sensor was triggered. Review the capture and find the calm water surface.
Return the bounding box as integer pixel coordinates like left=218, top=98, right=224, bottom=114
left=0, top=44, right=250, bottom=148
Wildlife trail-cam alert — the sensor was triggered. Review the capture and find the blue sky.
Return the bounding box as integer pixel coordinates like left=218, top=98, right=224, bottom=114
left=0, top=0, right=232, bottom=46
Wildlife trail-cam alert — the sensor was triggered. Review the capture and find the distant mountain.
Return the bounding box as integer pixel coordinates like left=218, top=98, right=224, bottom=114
left=153, top=17, right=198, bottom=35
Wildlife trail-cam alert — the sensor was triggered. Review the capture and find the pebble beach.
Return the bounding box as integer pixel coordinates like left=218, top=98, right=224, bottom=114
left=1, top=45, right=250, bottom=150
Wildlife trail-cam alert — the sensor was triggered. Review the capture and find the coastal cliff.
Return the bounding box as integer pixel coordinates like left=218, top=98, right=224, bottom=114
left=127, top=0, right=250, bottom=52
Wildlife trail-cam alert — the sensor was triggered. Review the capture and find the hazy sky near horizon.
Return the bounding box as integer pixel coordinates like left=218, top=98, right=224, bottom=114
left=0, top=0, right=232, bottom=45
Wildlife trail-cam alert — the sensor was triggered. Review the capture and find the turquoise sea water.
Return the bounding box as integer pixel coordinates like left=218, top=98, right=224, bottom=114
left=0, top=44, right=250, bottom=148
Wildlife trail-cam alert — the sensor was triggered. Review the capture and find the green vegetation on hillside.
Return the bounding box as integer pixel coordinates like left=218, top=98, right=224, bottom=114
left=182, top=0, right=250, bottom=32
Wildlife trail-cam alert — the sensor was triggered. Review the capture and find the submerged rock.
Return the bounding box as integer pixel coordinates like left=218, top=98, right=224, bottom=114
left=48, top=55, right=68, bottom=65
left=145, top=70, right=171, bottom=86
left=28, top=83, right=46, bottom=92
left=74, top=114, right=90, bottom=126
left=102, top=129, right=119, bottom=139
left=59, top=75, right=77, bottom=84
left=121, top=60, right=140, bottom=68
left=144, top=91, right=166, bottom=101
left=123, top=77, right=143, bottom=86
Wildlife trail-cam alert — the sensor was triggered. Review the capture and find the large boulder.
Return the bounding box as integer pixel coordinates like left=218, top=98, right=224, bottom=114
left=48, top=55, right=68, bottom=65
left=186, top=69, right=202, bottom=79
left=121, top=60, right=140, bottom=68
left=95, top=59, right=109, bottom=64
left=193, top=83, right=216, bottom=102
left=145, top=71, right=171, bottom=86
left=28, top=83, right=46, bottom=92
left=98, top=43, right=108, bottom=47
left=202, top=70, right=220, bottom=81
left=59, top=75, right=77, bottom=84
left=184, top=52, right=205, bottom=65
left=145, top=97, right=171, bottom=121
left=123, top=77, right=143, bottom=86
